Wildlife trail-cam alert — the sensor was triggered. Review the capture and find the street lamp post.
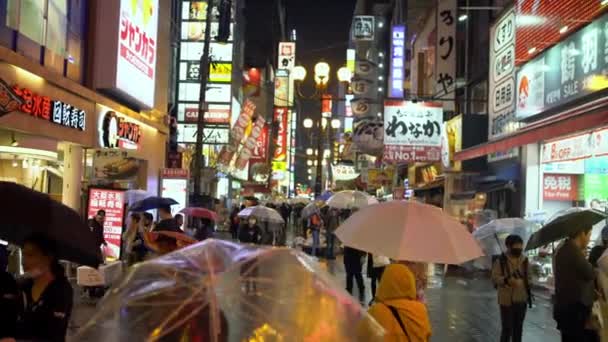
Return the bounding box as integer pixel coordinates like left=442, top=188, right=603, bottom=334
left=295, top=63, right=351, bottom=198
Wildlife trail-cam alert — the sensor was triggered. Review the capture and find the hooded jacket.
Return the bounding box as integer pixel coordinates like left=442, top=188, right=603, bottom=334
left=365, top=264, right=432, bottom=341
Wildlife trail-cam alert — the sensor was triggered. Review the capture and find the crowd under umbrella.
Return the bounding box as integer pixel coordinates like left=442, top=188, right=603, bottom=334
left=326, top=190, right=379, bottom=210
left=335, top=200, right=484, bottom=264
left=73, top=239, right=385, bottom=341
left=180, top=207, right=219, bottom=221
left=129, top=196, right=179, bottom=212
left=238, top=205, right=285, bottom=225
left=526, top=208, right=608, bottom=251
left=0, top=181, right=101, bottom=267
left=301, top=202, right=321, bottom=219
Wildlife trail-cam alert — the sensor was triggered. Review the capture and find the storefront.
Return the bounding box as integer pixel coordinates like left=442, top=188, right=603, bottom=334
left=0, top=62, right=95, bottom=210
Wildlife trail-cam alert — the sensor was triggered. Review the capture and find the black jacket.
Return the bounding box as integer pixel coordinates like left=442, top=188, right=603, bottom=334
left=343, top=247, right=366, bottom=274
left=554, top=239, right=596, bottom=311
left=0, top=271, right=18, bottom=338
left=239, top=225, right=262, bottom=244
left=88, top=218, right=106, bottom=247
left=16, top=276, right=74, bottom=342
left=154, top=218, right=182, bottom=232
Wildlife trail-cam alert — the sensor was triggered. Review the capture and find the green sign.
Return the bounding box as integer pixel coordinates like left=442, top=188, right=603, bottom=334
left=516, top=11, right=608, bottom=119
left=582, top=174, right=608, bottom=201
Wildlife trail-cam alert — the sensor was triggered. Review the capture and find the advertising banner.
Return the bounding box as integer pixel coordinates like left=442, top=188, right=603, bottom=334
left=97, top=106, right=142, bottom=150
left=278, top=42, right=296, bottom=70
left=87, top=188, right=125, bottom=261
left=177, top=124, right=230, bottom=144
left=273, top=107, right=289, bottom=161
left=217, top=99, right=255, bottom=166
left=488, top=8, right=516, bottom=139
left=116, top=0, right=159, bottom=108
left=441, top=115, right=462, bottom=171
left=367, top=168, right=394, bottom=189
left=92, top=149, right=141, bottom=181
left=331, top=164, right=359, bottom=181
left=235, top=116, right=266, bottom=170
left=583, top=174, right=608, bottom=209
left=435, top=0, right=457, bottom=102
left=541, top=133, right=592, bottom=164
left=181, top=103, right=231, bottom=124
left=543, top=174, right=578, bottom=201
left=274, top=69, right=290, bottom=107
left=160, top=169, right=188, bottom=216
left=383, top=101, right=443, bottom=163
left=516, top=11, right=608, bottom=119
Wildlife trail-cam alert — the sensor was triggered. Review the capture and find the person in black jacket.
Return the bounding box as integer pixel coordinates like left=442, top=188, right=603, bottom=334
left=344, top=246, right=366, bottom=303
left=154, top=206, right=181, bottom=232
left=0, top=246, right=18, bottom=340
left=589, top=225, right=608, bottom=268
left=239, top=217, right=262, bottom=244
left=554, top=225, right=597, bottom=342
left=15, top=234, right=73, bottom=342
left=88, top=209, right=107, bottom=249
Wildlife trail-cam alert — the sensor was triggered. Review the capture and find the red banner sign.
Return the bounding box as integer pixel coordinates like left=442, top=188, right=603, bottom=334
left=543, top=174, right=578, bottom=201
left=87, top=188, right=125, bottom=261
left=383, top=145, right=442, bottom=163
left=273, top=107, right=288, bottom=161
left=251, top=124, right=269, bottom=162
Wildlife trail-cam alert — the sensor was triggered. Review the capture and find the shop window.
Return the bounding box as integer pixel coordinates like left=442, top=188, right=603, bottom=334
left=4, top=0, right=86, bottom=82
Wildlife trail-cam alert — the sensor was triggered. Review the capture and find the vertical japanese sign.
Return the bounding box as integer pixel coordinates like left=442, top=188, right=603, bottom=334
left=116, top=0, right=158, bottom=108
left=217, top=100, right=256, bottom=166
left=435, top=0, right=457, bottom=104
left=87, top=188, right=125, bottom=261
left=235, top=116, right=266, bottom=170
left=383, top=101, right=443, bottom=163
left=273, top=107, right=288, bottom=161
left=274, top=69, right=290, bottom=107
left=390, top=25, right=406, bottom=98
left=489, top=8, right=516, bottom=139
left=278, top=42, right=296, bottom=70
left=543, top=174, right=578, bottom=201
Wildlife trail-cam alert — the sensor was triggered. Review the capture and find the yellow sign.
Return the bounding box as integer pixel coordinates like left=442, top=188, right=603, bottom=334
left=367, top=168, right=395, bottom=189
left=443, top=115, right=462, bottom=171
left=209, top=63, right=232, bottom=83
left=272, top=161, right=287, bottom=171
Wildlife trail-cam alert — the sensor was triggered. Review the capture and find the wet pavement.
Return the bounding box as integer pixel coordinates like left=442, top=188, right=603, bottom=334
left=67, top=241, right=560, bottom=341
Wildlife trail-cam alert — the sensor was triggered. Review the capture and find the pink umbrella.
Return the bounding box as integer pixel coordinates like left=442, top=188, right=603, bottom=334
left=180, top=207, right=219, bottom=221
left=335, top=200, right=484, bottom=264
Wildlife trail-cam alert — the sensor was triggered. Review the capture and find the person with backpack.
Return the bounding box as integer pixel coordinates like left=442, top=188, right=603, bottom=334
left=492, top=234, right=532, bottom=342
left=361, top=263, right=432, bottom=341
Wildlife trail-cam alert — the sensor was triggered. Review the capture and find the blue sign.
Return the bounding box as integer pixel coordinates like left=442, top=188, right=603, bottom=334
left=585, top=156, right=608, bottom=174
left=389, top=25, right=406, bottom=98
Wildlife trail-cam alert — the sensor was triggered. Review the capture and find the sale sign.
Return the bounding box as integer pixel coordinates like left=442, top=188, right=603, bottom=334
left=543, top=174, right=578, bottom=201
left=87, top=188, right=126, bottom=261
left=273, top=107, right=288, bottom=161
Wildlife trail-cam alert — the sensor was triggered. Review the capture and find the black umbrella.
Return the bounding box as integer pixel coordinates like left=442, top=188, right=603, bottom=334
left=0, top=182, right=101, bottom=267
left=526, top=208, right=608, bottom=250
left=128, top=196, right=178, bottom=212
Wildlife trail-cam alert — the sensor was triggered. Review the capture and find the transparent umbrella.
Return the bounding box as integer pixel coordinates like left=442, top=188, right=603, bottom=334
left=326, top=190, right=378, bottom=210
left=237, top=205, right=285, bottom=224
left=72, top=239, right=384, bottom=341
left=473, top=218, right=537, bottom=256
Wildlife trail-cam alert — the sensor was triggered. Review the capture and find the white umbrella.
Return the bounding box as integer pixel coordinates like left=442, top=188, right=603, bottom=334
left=301, top=202, right=321, bottom=218
left=326, top=190, right=378, bottom=209
left=335, top=201, right=484, bottom=264
left=238, top=205, right=285, bottom=224
left=473, top=218, right=537, bottom=256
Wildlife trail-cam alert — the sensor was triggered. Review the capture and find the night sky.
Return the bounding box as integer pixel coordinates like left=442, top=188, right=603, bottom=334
left=285, top=0, right=357, bottom=90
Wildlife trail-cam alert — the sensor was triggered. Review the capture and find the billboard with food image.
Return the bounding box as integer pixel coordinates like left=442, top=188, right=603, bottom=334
left=92, top=149, right=142, bottom=181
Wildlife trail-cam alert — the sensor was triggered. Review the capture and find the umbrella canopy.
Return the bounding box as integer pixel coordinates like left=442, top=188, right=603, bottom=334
left=238, top=205, right=285, bottom=224
left=0, top=182, right=101, bottom=267
left=73, top=239, right=384, bottom=341
left=473, top=218, right=537, bottom=256
left=301, top=202, right=321, bottom=219
left=315, top=191, right=333, bottom=202
left=335, top=201, right=484, bottom=264
left=129, top=196, right=178, bottom=212
left=526, top=208, right=608, bottom=250
left=326, top=190, right=379, bottom=210
left=180, top=207, right=219, bottom=221
left=142, top=231, right=198, bottom=254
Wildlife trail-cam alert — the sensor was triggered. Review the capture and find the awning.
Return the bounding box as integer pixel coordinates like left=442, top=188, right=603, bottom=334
left=454, top=96, right=608, bottom=161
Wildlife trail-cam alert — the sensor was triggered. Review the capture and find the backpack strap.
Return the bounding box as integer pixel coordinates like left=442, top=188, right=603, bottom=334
left=385, top=304, right=411, bottom=341
left=499, top=253, right=509, bottom=286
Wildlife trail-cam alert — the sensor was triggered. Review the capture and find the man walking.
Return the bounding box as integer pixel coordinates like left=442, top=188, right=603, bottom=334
left=88, top=210, right=107, bottom=251
left=492, top=235, right=532, bottom=342
left=554, top=225, right=597, bottom=341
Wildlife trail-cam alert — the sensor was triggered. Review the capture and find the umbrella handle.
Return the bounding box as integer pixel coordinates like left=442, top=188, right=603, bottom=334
left=494, top=233, right=505, bottom=254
